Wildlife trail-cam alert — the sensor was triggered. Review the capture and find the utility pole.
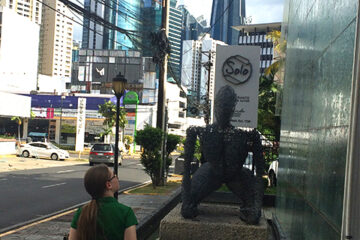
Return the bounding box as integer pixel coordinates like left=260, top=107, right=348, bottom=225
left=156, top=0, right=170, bottom=129
left=202, top=51, right=214, bottom=125
left=156, top=0, right=170, bottom=185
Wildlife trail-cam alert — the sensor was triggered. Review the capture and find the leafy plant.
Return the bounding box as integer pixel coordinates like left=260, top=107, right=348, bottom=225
left=135, top=126, right=180, bottom=188
left=194, top=139, right=201, bottom=161
left=135, top=126, right=163, bottom=188
left=98, top=100, right=127, bottom=139
left=258, top=70, right=281, bottom=141
left=265, top=30, right=286, bottom=76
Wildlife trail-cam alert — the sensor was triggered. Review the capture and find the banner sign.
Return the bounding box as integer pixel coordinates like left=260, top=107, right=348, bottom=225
left=75, top=98, right=86, bottom=151
left=214, top=45, right=260, bottom=128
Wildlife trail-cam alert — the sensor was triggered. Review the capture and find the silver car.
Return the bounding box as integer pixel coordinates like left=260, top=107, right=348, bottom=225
left=18, top=142, right=70, bottom=160
left=89, top=143, right=123, bottom=166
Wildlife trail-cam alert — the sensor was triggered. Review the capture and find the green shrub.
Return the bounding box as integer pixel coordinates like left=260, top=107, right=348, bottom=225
left=135, top=126, right=163, bottom=188
left=135, top=127, right=181, bottom=188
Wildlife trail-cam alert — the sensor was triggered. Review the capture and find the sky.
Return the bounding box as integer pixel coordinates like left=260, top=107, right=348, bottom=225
left=179, top=0, right=284, bottom=25
left=73, top=0, right=284, bottom=41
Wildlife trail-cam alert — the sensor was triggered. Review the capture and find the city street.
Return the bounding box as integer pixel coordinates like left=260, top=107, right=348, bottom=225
left=0, top=157, right=150, bottom=231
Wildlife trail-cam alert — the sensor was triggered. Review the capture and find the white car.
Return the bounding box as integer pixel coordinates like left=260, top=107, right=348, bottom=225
left=18, top=142, right=70, bottom=160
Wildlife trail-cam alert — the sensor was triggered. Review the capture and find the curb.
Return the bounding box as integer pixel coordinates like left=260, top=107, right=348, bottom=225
left=203, top=191, right=276, bottom=207
left=0, top=181, right=151, bottom=235
left=136, top=187, right=182, bottom=240
left=0, top=154, right=16, bottom=158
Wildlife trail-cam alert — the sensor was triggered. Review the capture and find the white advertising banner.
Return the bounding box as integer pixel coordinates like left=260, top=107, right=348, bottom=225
left=75, top=98, right=87, bottom=151
left=214, top=45, right=260, bottom=128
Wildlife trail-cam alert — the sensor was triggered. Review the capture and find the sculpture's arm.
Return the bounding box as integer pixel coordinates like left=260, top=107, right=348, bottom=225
left=251, top=130, right=264, bottom=177
left=182, top=127, right=198, bottom=198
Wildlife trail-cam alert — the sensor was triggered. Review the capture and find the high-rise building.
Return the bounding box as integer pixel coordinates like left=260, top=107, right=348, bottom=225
left=82, top=0, right=114, bottom=49
left=0, top=5, right=40, bottom=93
left=178, top=5, right=209, bottom=41
left=0, top=5, right=36, bottom=125
left=181, top=34, right=226, bottom=118
left=140, top=0, right=162, bottom=57
left=168, top=0, right=182, bottom=82
left=38, top=0, right=73, bottom=80
left=82, top=0, right=142, bottom=50
left=0, top=0, right=42, bottom=24
left=233, top=22, right=281, bottom=74
left=210, top=0, right=245, bottom=45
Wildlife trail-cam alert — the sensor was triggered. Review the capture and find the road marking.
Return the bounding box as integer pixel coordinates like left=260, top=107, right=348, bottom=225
left=56, top=170, right=75, bottom=174
left=41, top=182, right=66, bottom=189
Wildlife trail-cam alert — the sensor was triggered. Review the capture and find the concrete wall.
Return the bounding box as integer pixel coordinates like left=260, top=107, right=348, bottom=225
left=0, top=141, right=16, bottom=155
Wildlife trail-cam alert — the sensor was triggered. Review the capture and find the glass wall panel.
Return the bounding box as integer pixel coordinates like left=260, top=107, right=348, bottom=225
left=275, top=0, right=358, bottom=239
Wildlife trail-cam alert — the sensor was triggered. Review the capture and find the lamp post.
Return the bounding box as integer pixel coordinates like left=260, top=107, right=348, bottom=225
left=112, top=72, right=127, bottom=199
left=59, top=94, right=66, bottom=148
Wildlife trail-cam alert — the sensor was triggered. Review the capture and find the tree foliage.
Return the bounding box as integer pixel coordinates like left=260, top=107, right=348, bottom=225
left=98, top=100, right=127, bottom=138
left=265, top=30, right=286, bottom=76
left=258, top=70, right=281, bottom=141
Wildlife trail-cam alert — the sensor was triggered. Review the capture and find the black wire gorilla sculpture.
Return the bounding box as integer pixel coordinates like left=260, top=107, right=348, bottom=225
left=181, top=85, right=264, bottom=225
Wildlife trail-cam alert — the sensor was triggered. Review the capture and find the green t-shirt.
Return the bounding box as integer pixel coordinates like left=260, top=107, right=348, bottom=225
left=71, top=197, right=138, bottom=240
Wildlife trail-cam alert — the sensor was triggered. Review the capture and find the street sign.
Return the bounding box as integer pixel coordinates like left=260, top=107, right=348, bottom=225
left=214, top=45, right=260, bottom=128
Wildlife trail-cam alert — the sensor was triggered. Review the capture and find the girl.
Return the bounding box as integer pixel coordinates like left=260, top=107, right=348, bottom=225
left=69, top=164, right=137, bottom=240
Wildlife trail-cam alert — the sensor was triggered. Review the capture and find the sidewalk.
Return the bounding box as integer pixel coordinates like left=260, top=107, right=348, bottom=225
left=0, top=185, right=182, bottom=240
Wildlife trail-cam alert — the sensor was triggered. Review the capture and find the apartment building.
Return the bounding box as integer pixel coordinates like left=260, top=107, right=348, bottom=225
left=38, top=0, right=73, bottom=81
left=233, top=22, right=282, bottom=74
left=0, top=0, right=42, bottom=24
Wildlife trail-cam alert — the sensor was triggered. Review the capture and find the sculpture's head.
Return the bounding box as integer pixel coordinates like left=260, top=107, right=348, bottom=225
left=214, top=85, right=238, bottom=128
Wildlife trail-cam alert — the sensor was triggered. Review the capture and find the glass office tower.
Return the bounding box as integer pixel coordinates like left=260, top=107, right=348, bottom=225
left=275, top=0, right=359, bottom=239
left=210, top=0, right=245, bottom=45
left=82, top=0, right=141, bottom=50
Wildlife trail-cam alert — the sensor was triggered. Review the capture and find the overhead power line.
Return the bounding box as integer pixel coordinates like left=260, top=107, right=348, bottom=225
left=37, top=0, right=135, bottom=49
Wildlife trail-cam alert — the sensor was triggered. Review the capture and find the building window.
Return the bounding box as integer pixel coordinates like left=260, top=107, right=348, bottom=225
left=178, top=112, right=185, bottom=118
left=179, top=101, right=185, bottom=109
left=168, top=123, right=181, bottom=129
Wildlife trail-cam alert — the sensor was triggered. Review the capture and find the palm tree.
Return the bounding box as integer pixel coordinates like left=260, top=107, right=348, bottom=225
left=11, top=116, right=22, bottom=142
left=98, top=100, right=127, bottom=142
left=265, top=30, right=287, bottom=76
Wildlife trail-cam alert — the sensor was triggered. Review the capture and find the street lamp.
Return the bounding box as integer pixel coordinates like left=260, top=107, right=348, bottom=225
left=112, top=72, right=127, bottom=199
left=59, top=94, right=66, bottom=148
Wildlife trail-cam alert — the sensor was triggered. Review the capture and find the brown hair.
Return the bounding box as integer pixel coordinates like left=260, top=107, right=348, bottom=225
left=77, top=164, right=110, bottom=240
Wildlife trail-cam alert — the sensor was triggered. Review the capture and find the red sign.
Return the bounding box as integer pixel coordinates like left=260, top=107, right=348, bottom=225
left=46, top=108, right=54, bottom=119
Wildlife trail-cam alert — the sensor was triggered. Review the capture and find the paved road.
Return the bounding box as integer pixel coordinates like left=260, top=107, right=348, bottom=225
left=0, top=158, right=150, bottom=230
